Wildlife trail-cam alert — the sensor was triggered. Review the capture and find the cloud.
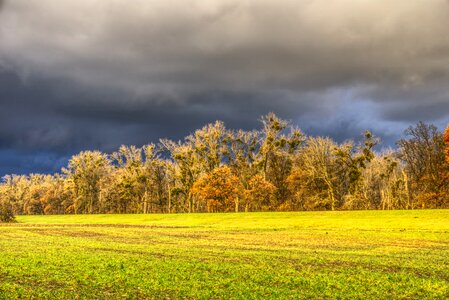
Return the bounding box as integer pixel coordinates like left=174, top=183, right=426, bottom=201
left=0, top=0, right=449, bottom=174
left=2, top=0, right=449, bottom=92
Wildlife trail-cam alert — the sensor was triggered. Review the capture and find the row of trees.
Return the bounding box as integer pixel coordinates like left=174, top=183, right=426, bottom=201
left=1, top=113, right=449, bottom=220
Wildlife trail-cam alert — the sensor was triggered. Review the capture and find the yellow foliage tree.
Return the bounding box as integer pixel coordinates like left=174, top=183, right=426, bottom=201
left=244, top=175, right=276, bottom=212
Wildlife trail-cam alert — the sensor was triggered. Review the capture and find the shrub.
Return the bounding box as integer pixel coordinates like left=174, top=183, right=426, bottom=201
left=0, top=200, right=16, bottom=223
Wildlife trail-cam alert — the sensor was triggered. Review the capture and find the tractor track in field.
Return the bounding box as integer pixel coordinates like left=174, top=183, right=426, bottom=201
left=0, top=223, right=190, bottom=229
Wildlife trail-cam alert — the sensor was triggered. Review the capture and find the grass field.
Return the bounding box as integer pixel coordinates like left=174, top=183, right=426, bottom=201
left=1, top=211, right=449, bottom=299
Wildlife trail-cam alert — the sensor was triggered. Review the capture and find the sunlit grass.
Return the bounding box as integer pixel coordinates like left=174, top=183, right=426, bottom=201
left=1, top=210, right=449, bottom=299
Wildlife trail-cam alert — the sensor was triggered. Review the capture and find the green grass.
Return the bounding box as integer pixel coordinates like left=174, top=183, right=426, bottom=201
left=1, top=210, right=448, bottom=299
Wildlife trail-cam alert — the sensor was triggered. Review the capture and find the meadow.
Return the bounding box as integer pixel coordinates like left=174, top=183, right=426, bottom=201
left=0, top=210, right=449, bottom=299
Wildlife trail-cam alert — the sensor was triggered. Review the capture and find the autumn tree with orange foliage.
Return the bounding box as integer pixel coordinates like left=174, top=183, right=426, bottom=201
left=191, top=166, right=243, bottom=212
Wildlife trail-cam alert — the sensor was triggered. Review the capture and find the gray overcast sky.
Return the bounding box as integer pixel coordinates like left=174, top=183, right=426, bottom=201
left=1, top=0, right=449, bottom=175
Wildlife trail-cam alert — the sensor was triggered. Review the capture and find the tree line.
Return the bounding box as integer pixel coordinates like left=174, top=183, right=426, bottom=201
left=1, top=113, right=449, bottom=221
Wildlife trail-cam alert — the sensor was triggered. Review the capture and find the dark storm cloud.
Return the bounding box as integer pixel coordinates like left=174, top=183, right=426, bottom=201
left=0, top=149, right=69, bottom=176
left=0, top=0, right=449, bottom=175
left=2, top=0, right=449, bottom=92
left=355, top=83, right=449, bottom=123
left=0, top=69, right=326, bottom=152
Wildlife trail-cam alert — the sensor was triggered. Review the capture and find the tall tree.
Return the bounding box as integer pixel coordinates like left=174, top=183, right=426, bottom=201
left=161, top=139, right=201, bottom=213
left=288, top=137, right=341, bottom=210
left=64, top=151, right=111, bottom=214
left=186, top=121, right=229, bottom=173
left=357, top=151, right=408, bottom=210
left=228, top=130, right=260, bottom=191
left=259, top=113, right=304, bottom=205
left=335, top=131, right=378, bottom=208
left=108, top=145, right=145, bottom=213
left=397, top=122, right=449, bottom=208
left=142, top=145, right=172, bottom=213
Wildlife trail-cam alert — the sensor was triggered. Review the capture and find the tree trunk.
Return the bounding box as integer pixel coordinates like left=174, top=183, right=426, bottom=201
left=167, top=183, right=171, bottom=213
left=89, top=194, right=94, bottom=214
left=402, top=170, right=411, bottom=209
left=188, top=192, right=193, bottom=213
left=143, top=189, right=148, bottom=214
